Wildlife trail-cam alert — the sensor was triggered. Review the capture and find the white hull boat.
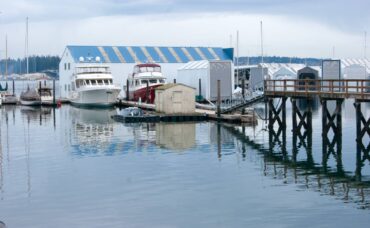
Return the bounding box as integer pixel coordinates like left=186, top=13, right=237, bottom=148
left=70, top=87, right=120, bottom=107
left=69, top=61, right=121, bottom=107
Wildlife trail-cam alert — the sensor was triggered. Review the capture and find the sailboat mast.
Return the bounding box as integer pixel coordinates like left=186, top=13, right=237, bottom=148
left=260, top=21, right=264, bottom=64
left=5, top=35, right=8, bottom=80
left=26, top=17, right=29, bottom=75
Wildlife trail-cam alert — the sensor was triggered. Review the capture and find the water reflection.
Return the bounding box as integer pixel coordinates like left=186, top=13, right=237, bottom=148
left=20, top=106, right=52, bottom=125
left=223, top=123, right=370, bottom=209
left=155, top=123, right=195, bottom=150
left=69, top=107, right=116, bottom=156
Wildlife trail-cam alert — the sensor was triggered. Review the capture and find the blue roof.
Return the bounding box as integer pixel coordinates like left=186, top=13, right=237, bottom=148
left=66, top=45, right=233, bottom=63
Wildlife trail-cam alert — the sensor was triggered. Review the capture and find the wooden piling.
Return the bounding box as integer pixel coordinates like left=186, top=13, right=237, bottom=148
left=12, top=80, right=15, bottom=95
left=146, top=81, right=149, bottom=103
left=174, top=79, right=176, bottom=84
left=199, top=78, right=202, bottom=98
left=53, top=79, right=56, bottom=106
left=217, top=80, right=221, bottom=118
left=126, top=79, right=129, bottom=101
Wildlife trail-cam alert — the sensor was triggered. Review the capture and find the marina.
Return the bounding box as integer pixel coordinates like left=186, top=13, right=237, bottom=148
left=1, top=1, right=370, bottom=226
left=0, top=101, right=370, bottom=227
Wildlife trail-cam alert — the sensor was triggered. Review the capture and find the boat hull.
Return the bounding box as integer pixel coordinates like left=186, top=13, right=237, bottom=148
left=129, top=84, right=163, bottom=103
left=70, top=87, right=121, bottom=107
left=2, top=95, right=18, bottom=105
left=20, top=99, right=42, bottom=106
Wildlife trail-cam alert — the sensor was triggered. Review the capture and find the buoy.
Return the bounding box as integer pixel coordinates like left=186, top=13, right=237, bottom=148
left=57, top=100, right=62, bottom=108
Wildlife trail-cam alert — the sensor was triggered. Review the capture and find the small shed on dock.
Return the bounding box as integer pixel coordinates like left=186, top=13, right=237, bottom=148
left=155, top=83, right=195, bottom=114
left=297, top=66, right=319, bottom=91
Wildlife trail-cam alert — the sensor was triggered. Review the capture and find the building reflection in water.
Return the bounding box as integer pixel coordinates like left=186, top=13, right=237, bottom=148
left=155, top=123, right=196, bottom=150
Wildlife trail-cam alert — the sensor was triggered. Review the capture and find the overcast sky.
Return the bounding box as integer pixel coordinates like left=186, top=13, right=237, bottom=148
left=0, top=0, right=369, bottom=58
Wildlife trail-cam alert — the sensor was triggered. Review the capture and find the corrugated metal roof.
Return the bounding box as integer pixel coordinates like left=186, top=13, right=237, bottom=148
left=341, top=58, right=370, bottom=73
left=66, top=45, right=233, bottom=64
left=178, top=60, right=209, bottom=70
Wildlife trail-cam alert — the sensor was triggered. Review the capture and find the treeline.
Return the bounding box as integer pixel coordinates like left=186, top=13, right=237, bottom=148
left=236, top=56, right=322, bottom=66
left=0, top=55, right=60, bottom=75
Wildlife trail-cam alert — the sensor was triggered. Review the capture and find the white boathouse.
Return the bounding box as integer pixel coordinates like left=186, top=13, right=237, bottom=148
left=59, top=45, right=234, bottom=99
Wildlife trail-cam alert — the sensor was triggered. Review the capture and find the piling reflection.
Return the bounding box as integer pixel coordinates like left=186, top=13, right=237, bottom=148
left=222, top=123, right=370, bottom=210
left=155, top=123, right=195, bottom=150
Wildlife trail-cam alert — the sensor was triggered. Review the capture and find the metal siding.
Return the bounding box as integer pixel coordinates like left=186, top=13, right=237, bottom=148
left=140, top=47, right=154, bottom=62
left=146, top=47, right=163, bottom=63
left=213, top=48, right=230, bottom=60
left=112, top=46, right=126, bottom=63
left=117, top=47, right=135, bottom=63
left=185, top=47, right=202, bottom=61
left=132, top=46, right=147, bottom=63
left=69, top=46, right=103, bottom=62
left=209, top=61, right=232, bottom=100
left=199, top=47, right=215, bottom=60
left=159, top=47, right=177, bottom=63
left=173, top=47, right=189, bottom=63
left=97, top=46, right=111, bottom=63
left=207, top=47, right=220, bottom=60
left=153, top=47, right=169, bottom=63
left=103, top=46, right=120, bottom=63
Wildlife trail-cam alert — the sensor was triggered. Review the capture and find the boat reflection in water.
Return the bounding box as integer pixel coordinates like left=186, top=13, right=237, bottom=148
left=155, top=123, right=195, bottom=150
left=20, top=106, right=52, bottom=125
left=69, top=107, right=116, bottom=156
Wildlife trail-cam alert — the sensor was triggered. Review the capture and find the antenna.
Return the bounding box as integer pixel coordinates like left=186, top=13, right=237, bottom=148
left=26, top=17, right=29, bottom=74
left=365, top=31, right=367, bottom=59
left=332, top=46, right=335, bottom=59
left=236, top=30, right=239, bottom=88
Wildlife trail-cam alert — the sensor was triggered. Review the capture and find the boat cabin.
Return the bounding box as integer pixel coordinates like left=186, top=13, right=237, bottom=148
left=133, top=63, right=161, bottom=75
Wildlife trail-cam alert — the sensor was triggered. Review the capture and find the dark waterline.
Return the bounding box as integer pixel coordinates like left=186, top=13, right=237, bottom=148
left=0, top=100, right=369, bottom=227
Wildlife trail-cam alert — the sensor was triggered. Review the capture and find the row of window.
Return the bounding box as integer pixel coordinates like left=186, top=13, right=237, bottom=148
left=76, top=79, right=113, bottom=88
left=130, top=79, right=165, bottom=87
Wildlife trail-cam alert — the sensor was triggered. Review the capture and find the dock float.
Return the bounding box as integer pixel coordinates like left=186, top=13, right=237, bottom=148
left=112, top=113, right=208, bottom=123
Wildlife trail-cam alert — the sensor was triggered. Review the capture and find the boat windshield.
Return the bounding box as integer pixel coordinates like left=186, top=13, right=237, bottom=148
left=76, top=67, right=110, bottom=74
left=139, top=66, right=161, bottom=73
left=140, top=78, right=165, bottom=85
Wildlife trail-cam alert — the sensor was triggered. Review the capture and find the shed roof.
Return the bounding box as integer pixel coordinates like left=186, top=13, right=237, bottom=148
left=65, top=45, right=233, bottom=64
left=156, top=83, right=195, bottom=90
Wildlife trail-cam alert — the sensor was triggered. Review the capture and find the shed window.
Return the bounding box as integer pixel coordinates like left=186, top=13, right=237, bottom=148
left=64, top=63, right=67, bottom=70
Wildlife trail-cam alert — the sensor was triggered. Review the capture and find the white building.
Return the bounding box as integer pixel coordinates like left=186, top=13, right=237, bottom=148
left=341, top=59, right=370, bottom=79
left=176, top=60, right=234, bottom=101
left=59, top=45, right=234, bottom=99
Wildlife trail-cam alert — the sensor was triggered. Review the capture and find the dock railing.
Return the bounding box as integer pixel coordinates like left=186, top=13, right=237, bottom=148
left=264, top=79, right=370, bottom=100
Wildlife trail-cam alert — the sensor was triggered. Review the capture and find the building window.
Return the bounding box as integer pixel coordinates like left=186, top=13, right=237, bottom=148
left=64, top=84, right=67, bottom=91
left=64, top=63, right=66, bottom=70
left=68, top=85, right=70, bottom=91
left=68, top=63, right=70, bottom=70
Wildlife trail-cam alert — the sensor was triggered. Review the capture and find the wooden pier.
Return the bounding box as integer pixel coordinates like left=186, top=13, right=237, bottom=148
left=264, top=79, right=370, bottom=147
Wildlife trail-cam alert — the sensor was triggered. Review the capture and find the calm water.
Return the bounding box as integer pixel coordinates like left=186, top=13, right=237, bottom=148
left=0, top=100, right=370, bottom=227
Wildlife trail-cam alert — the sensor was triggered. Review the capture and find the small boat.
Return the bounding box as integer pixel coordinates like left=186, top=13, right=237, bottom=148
left=1, top=93, right=18, bottom=104
left=20, top=87, right=41, bottom=106
left=38, top=86, right=53, bottom=105
left=0, top=82, right=18, bottom=104
left=126, top=63, right=166, bottom=103
left=70, top=61, right=121, bottom=107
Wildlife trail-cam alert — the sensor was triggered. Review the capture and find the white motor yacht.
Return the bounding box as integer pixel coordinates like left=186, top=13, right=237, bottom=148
left=70, top=63, right=121, bottom=107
